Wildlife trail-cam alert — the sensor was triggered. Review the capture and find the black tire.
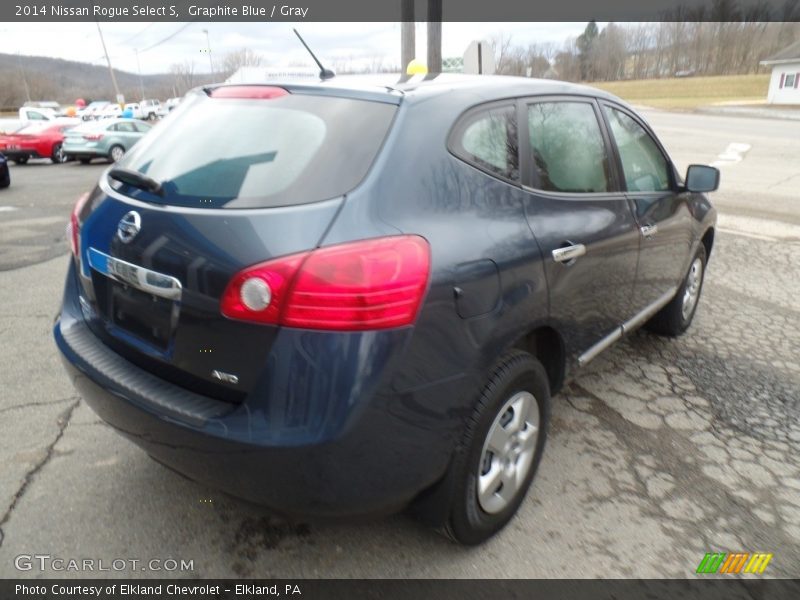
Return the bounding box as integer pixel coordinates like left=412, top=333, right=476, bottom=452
left=50, top=143, right=66, bottom=164
left=0, top=175, right=9, bottom=189
left=79, top=158, right=91, bottom=165
left=413, top=351, right=550, bottom=545
left=646, top=244, right=707, bottom=336
left=13, top=156, right=28, bottom=165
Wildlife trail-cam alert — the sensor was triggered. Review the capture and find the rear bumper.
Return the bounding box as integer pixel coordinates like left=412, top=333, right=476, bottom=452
left=54, top=262, right=462, bottom=517
left=2, top=149, right=44, bottom=159
left=64, top=148, right=105, bottom=159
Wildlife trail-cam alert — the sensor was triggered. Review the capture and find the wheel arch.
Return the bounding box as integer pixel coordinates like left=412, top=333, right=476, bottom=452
left=701, top=227, right=715, bottom=260
left=509, top=325, right=566, bottom=395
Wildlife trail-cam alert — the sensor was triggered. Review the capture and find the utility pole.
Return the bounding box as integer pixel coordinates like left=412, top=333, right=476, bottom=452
left=95, top=20, right=122, bottom=104
left=401, top=0, right=415, bottom=71
left=135, top=49, right=145, bottom=101
left=202, top=28, right=214, bottom=80
left=427, top=0, right=442, bottom=73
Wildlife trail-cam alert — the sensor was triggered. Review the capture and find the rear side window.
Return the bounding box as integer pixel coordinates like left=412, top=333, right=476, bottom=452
left=449, top=105, right=518, bottom=182
left=115, top=92, right=397, bottom=209
left=603, top=106, right=671, bottom=192
left=526, top=101, right=611, bottom=193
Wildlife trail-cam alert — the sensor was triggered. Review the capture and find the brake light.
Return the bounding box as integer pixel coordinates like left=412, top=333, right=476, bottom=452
left=221, top=236, right=431, bottom=331
left=69, top=192, right=90, bottom=260
left=209, top=86, right=289, bottom=99
left=83, top=133, right=103, bottom=141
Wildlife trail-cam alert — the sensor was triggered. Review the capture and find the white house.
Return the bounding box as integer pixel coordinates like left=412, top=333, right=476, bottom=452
left=760, top=40, right=800, bottom=105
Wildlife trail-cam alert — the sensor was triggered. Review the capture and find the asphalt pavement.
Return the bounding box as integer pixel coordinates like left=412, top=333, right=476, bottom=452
left=0, top=109, right=798, bottom=578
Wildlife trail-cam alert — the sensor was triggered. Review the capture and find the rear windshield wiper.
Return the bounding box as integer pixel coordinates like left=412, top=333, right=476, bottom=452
left=108, top=167, right=163, bottom=196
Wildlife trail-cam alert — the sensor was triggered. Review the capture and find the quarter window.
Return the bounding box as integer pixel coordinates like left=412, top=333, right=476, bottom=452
left=526, top=101, right=612, bottom=193
left=450, top=105, right=518, bottom=181
left=603, top=106, right=671, bottom=192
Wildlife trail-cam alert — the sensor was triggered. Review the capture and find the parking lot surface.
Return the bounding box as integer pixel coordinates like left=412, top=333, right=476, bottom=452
left=0, top=109, right=798, bottom=578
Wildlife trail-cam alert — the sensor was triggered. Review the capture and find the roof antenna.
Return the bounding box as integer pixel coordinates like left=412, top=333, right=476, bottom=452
left=293, top=28, right=335, bottom=80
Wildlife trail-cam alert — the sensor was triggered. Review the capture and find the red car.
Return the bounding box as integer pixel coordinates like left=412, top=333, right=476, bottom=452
left=0, top=120, right=79, bottom=164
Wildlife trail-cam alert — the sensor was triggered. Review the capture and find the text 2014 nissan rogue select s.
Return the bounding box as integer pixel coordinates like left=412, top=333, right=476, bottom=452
left=55, top=75, right=719, bottom=544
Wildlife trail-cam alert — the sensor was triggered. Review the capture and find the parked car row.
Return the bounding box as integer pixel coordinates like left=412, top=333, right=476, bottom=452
left=79, top=98, right=179, bottom=121
left=0, top=118, right=151, bottom=165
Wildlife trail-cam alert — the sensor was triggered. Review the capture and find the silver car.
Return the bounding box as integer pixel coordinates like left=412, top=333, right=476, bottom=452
left=62, top=118, right=152, bottom=164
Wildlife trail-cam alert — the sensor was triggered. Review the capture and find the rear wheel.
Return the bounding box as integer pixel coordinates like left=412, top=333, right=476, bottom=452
left=646, top=245, right=707, bottom=336
left=414, top=351, right=550, bottom=545
left=109, top=145, right=125, bottom=162
left=13, top=156, right=28, bottom=165
left=51, top=143, right=66, bottom=164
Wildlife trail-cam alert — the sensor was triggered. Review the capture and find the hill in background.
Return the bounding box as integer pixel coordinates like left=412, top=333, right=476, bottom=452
left=0, top=53, right=216, bottom=108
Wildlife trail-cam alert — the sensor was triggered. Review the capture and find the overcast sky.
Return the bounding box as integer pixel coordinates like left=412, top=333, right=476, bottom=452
left=0, top=22, right=594, bottom=74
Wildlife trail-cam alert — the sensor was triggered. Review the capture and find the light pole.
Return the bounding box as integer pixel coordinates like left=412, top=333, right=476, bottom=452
left=135, top=48, right=145, bottom=101
left=202, top=28, right=214, bottom=80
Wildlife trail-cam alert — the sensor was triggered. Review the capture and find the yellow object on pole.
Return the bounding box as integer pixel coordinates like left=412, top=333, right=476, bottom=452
left=406, top=59, right=428, bottom=75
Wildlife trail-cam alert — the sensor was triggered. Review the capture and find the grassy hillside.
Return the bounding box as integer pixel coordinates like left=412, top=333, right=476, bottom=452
left=591, top=74, right=771, bottom=109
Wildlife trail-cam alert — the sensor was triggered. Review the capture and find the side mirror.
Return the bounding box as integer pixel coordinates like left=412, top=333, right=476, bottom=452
left=685, top=164, right=720, bottom=193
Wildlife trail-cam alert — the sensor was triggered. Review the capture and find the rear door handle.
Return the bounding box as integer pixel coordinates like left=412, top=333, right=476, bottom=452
left=552, top=244, right=586, bottom=264
left=641, top=224, right=658, bottom=238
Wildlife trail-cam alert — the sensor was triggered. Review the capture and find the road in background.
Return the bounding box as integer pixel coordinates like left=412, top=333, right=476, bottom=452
left=0, top=110, right=798, bottom=577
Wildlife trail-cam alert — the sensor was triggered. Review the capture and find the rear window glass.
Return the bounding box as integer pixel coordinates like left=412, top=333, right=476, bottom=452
left=114, top=91, right=397, bottom=209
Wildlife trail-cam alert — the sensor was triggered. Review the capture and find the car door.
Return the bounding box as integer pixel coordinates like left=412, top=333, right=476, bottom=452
left=519, top=97, right=640, bottom=366
left=600, top=103, right=694, bottom=312
left=111, top=120, right=138, bottom=148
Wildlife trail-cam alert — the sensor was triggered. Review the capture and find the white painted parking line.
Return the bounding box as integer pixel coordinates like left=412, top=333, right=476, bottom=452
left=0, top=206, right=19, bottom=212
left=710, top=142, right=751, bottom=167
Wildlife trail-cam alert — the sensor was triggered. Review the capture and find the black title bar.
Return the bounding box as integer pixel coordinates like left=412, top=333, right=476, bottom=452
left=3, top=579, right=800, bottom=600
left=4, top=0, right=800, bottom=22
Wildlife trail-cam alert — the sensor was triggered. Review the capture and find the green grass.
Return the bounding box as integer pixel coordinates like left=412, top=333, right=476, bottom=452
left=590, top=74, right=771, bottom=110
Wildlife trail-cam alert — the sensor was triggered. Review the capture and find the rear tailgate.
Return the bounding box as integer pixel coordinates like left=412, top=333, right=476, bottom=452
left=76, top=191, right=343, bottom=402
left=72, top=85, right=398, bottom=402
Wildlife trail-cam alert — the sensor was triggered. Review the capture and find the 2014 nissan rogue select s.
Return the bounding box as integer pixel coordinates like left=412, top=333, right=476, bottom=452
left=55, top=75, right=718, bottom=544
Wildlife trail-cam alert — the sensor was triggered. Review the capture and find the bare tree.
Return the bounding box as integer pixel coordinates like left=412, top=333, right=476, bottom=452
left=220, top=48, right=264, bottom=78
left=491, top=34, right=515, bottom=75
left=170, top=61, right=195, bottom=95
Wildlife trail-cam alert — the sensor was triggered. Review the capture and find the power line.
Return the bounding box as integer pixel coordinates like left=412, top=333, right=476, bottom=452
left=118, top=22, right=156, bottom=47
left=138, top=21, right=195, bottom=54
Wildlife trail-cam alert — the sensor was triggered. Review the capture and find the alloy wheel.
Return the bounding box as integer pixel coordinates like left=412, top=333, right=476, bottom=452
left=477, top=391, right=540, bottom=514
left=681, top=257, right=703, bottom=321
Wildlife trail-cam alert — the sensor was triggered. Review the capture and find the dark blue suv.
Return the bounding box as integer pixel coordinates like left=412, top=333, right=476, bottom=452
left=55, top=75, right=718, bottom=544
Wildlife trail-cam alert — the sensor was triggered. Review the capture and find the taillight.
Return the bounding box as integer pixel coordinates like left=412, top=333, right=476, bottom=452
left=83, top=133, right=103, bottom=141
left=68, top=192, right=90, bottom=260
left=221, top=236, right=431, bottom=331
left=209, top=86, right=288, bottom=99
